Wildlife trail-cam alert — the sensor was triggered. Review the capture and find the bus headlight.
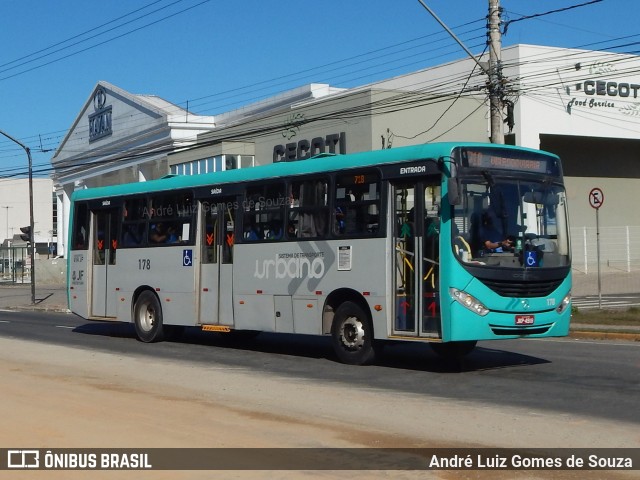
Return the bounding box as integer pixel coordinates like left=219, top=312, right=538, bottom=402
left=556, top=293, right=571, bottom=314
left=449, top=288, right=489, bottom=316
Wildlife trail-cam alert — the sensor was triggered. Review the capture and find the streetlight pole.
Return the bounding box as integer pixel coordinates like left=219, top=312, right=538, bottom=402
left=0, top=129, right=36, bottom=304
left=3, top=206, right=10, bottom=243
left=2, top=206, right=11, bottom=281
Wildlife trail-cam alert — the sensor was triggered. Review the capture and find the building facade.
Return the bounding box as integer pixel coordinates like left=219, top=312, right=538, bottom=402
left=52, top=46, right=640, bottom=271
left=51, top=81, right=217, bottom=255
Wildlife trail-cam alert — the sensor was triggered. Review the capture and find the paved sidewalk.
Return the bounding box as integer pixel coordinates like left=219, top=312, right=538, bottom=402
left=0, top=283, right=638, bottom=341
left=0, top=283, right=68, bottom=312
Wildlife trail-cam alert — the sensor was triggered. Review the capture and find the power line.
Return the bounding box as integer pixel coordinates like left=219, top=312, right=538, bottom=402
left=503, top=0, right=604, bottom=35
left=2, top=3, right=637, bottom=173
left=3, top=37, right=636, bottom=170
left=0, top=0, right=168, bottom=71
left=390, top=45, right=488, bottom=141
left=0, top=0, right=211, bottom=81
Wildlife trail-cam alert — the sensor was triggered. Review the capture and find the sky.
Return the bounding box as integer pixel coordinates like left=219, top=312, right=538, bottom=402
left=0, top=0, right=638, bottom=177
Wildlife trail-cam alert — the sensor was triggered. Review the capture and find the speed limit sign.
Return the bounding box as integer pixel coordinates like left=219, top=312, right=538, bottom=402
left=589, top=187, right=604, bottom=209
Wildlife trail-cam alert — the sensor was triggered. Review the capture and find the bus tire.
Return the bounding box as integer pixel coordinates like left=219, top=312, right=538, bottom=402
left=133, top=290, right=165, bottom=343
left=331, top=301, right=376, bottom=365
left=430, top=341, right=477, bottom=360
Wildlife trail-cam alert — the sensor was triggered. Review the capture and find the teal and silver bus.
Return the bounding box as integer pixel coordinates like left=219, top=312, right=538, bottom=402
left=67, top=142, right=571, bottom=364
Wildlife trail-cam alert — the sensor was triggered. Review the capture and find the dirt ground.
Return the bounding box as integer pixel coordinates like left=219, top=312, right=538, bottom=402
left=0, top=337, right=637, bottom=480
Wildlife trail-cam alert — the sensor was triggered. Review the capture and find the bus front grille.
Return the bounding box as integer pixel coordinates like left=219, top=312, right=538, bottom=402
left=481, top=278, right=563, bottom=298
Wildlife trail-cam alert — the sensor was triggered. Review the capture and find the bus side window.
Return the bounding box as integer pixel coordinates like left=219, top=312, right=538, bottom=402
left=243, top=183, right=285, bottom=242
left=333, top=171, right=380, bottom=236
left=122, top=224, right=144, bottom=247
left=146, top=192, right=195, bottom=246
left=72, top=203, right=90, bottom=250
left=288, top=179, right=328, bottom=239
left=121, top=198, right=146, bottom=247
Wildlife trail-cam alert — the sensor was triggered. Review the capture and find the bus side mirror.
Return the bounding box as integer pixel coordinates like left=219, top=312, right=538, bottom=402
left=448, top=178, right=461, bottom=205
left=447, top=161, right=461, bottom=205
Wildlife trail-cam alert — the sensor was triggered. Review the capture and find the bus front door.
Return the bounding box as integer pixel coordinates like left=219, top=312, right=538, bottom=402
left=91, top=208, right=119, bottom=318
left=392, top=182, right=441, bottom=338
left=199, top=198, right=236, bottom=326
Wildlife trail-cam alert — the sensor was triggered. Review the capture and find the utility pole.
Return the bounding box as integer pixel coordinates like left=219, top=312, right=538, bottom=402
left=488, top=0, right=504, bottom=144
left=418, top=0, right=505, bottom=143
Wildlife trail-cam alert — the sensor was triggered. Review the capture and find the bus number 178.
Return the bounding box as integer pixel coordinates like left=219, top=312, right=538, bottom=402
left=138, top=259, right=151, bottom=270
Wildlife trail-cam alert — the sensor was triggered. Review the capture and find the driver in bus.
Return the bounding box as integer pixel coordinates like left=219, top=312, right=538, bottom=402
left=480, top=211, right=513, bottom=253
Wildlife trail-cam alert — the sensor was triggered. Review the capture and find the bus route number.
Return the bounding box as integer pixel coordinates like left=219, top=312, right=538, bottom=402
left=138, top=259, right=151, bottom=270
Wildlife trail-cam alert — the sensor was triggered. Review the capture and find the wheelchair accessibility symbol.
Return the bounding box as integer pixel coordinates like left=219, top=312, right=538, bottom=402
left=525, top=250, right=538, bottom=267
left=183, top=249, right=193, bottom=267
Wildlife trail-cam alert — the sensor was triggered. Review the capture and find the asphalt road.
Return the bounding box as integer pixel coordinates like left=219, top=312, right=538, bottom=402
left=1, top=310, right=638, bottom=427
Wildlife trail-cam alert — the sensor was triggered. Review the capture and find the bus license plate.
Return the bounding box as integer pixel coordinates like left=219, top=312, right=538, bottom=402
left=515, top=315, right=535, bottom=325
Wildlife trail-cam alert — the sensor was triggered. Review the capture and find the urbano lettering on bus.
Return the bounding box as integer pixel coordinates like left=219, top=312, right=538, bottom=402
left=254, top=254, right=325, bottom=280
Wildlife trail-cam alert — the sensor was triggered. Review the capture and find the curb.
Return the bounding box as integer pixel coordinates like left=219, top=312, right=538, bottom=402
left=5, top=305, right=70, bottom=314
left=569, top=330, right=640, bottom=341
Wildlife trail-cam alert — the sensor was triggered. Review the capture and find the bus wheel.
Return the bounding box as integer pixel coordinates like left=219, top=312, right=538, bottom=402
left=430, top=341, right=477, bottom=360
left=331, top=301, right=376, bottom=365
left=133, top=291, right=165, bottom=343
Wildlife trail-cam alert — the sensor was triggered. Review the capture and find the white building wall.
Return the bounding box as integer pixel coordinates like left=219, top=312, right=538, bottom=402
left=0, top=178, right=54, bottom=244
left=505, top=44, right=640, bottom=148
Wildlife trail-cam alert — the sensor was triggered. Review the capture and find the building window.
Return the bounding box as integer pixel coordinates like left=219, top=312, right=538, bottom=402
left=170, top=155, right=254, bottom=176
left=51, top=191, right=58, bottom=237
left=241, top=156, right=254, bottom=168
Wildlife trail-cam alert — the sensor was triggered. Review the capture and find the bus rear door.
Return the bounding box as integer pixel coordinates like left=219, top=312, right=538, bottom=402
left=199, top=198, right=236, bottom=326
left=91, top=208, right=119, bottom=318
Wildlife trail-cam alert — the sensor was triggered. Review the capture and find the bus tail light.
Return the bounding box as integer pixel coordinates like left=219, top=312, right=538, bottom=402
left=449, top=288, right=489, bottom=316
left=556, top=293, right=571, bottom=314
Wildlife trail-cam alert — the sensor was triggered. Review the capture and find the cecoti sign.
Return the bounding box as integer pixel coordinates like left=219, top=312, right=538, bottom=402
left=579, top=80, right=640, bottom=99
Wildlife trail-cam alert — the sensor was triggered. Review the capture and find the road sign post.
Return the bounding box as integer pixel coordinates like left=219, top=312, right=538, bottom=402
left=589, top=188, right=604, bottom=309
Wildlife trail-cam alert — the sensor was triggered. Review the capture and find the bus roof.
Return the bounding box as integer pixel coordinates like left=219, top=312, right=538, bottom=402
left=71, top=142, right=557, bottom=201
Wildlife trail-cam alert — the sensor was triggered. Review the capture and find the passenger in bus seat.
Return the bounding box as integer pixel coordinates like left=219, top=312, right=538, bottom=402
left=122, top=225, right=142, bottom=246
left=244, top=221, right=262, bottom=241
left=166, top=225, right=179, bottom=243
left=149, top=223, right=168, bottom=243
left=335, top=206, right=345, bottom=233
left=266, top=221, right=282, bottom=240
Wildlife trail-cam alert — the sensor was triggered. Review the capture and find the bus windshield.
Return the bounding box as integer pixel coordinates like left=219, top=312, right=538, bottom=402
left=453, top=176, right=570, bottom=269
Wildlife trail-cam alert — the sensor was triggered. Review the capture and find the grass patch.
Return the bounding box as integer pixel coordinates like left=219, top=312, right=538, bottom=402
left=571, top=306, right=640, bottom=326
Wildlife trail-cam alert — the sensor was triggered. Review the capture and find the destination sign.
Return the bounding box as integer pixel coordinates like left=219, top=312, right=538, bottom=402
left=459, top=148, right=559, bottom=176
